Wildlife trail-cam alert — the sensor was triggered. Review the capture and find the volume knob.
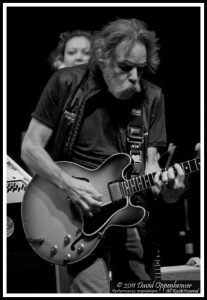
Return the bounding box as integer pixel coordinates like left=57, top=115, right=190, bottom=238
left=77, top=243, right=84, bottom=254
left=63, top=254, right=71, bottom=264
left=50, top=245, right=58, bottom=256
left=64, top=235, right=72, bottom=246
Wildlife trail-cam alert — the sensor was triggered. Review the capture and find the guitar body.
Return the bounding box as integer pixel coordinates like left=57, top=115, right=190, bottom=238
left=21, top=153, right=146, bottom=266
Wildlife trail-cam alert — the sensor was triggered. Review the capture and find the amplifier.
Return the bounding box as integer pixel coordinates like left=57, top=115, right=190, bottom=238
left=161, top=265, right=200, bottom=280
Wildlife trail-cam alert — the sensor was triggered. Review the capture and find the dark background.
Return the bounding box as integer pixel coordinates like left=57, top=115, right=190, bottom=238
left=6, top=5, right=201, bottom=292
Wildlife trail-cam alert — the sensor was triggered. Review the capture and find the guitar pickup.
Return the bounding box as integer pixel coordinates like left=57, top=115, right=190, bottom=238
left=108, top=182, right=123, bottom=201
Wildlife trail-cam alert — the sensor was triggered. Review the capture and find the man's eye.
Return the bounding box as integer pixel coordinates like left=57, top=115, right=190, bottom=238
left=119, top=65, right=132, bottom=72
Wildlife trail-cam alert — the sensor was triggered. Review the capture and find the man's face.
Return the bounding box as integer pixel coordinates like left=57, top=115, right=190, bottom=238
left=101, top=41, right=147, bottom=100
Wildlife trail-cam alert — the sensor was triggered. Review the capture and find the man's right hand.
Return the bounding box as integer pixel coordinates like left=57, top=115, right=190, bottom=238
left=63, top=175, right=103, bottom=217
left=21, top=118, right=103, bottom=217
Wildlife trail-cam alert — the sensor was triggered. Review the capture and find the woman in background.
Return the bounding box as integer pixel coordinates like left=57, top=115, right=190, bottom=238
left=49, top=30, right=93, bottom=70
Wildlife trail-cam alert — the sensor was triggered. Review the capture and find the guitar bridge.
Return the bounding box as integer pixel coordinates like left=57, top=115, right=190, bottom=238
left=108, top=182, right=123, bottom=201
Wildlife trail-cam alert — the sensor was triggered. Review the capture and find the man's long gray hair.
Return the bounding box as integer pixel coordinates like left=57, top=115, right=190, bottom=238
left=91, top=18, right=160, bottom=74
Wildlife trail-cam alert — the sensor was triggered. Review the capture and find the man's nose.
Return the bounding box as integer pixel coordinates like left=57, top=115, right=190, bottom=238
left=128, top=68, right=141, bottom=92
left=128, top=67, right=139, bottom=83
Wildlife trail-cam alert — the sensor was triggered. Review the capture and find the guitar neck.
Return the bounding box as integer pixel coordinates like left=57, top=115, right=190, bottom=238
left=120, top=157, right=200, bottom=197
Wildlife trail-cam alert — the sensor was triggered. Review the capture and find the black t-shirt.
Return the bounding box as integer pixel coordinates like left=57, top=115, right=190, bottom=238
left=31, top=72, right=167, bottom=168
left=71, top=91, right=146, bottom=168
left=72, top=92, right=119, bottom=168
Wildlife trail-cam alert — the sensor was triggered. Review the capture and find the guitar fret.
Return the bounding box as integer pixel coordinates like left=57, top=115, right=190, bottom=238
left=134, top=177, right=140, bottom=191
left=124, top=181, right=131, bottom=195
left=196, top=158, right=200, bottom=170
left=189, top=159, right=198, bottom=173
left=136, top=177, right=143, bottom=191
left=141, top=176, right=147, bottom=189
left=127, top=180, right=133, bottom=194
left=127, top=180, right=134, bottom=194
left=182, top=161, right=191, bottom=174
left=120, top=182, right=127, bottom=196
left=148, top=173, right=154, bottom=186
left=144, top=175, right=151, bottom=188
left=130, top=178, right=137, bottom=193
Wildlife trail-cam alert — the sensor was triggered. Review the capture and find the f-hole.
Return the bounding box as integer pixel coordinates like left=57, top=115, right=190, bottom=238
left=70, top=233, right=85, bottom=250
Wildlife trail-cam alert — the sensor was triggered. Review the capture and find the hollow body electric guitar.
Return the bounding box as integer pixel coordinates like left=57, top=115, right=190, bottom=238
left=21, top=153, right=200, bottom=266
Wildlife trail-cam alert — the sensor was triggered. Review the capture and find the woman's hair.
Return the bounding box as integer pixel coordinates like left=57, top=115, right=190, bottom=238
left=91, top=18, right=160, bottom=74
left=49, top=30, right=93, bottom=70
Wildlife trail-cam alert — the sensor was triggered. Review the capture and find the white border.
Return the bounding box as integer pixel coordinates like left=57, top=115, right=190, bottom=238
left=200, top=3, right=204, bottom=297
left=3, top=2, right=7, bottom=298
left=3, top=2, right=205, bottom=7
left=3, top=2, right=204, bottom=298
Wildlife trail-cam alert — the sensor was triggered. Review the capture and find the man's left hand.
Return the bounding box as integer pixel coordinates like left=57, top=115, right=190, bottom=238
left=153, top=163, right=186, bottom=203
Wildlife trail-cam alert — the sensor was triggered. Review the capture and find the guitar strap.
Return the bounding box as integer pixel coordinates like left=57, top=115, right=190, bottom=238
left=48, top=69, right=89, bottom=160
left=127, top=104, right=144, bottom=176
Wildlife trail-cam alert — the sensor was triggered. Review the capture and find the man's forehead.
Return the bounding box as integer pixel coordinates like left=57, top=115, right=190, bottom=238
left=114, top=40, right=147, bottom=64
left=114, top=40, right=131, bottom=58
left=115, top=40, right=145, bottom=56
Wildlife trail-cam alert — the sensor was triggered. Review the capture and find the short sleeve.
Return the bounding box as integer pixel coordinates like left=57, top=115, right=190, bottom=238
left=147, top=92, right=167, bottom=149
left=31, top=72, right=62, bottom=129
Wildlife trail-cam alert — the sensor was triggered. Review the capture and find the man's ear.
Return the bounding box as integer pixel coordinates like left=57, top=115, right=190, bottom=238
left=98, top=57, right=111, bottom=70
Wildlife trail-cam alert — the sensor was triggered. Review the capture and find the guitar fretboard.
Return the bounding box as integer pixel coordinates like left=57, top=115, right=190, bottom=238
left=119, top=157, right=200, bottom=197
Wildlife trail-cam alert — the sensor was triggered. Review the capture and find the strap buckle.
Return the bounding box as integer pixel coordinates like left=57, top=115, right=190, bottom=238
left=127, top=126, right=143, bottom=141
left=127, top=126, right=144, bottom=152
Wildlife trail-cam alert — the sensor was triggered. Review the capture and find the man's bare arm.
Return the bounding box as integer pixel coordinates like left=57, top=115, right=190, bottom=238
left=21, top=118, right=102, bottom=215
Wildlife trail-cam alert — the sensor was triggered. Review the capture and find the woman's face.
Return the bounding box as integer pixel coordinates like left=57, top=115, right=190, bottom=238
left=63, top=36, right=91, bottom=67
